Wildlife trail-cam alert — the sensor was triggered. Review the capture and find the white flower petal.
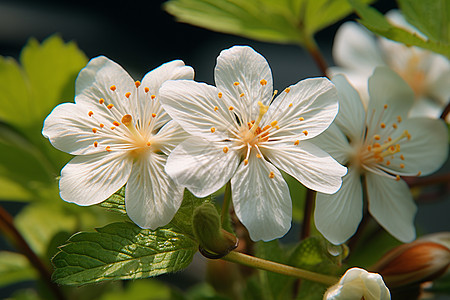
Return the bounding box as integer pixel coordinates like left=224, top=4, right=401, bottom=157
left=332, top=22, right=385, bottom=72
left=155, top=120, right=191, bottom=155
left=328, top=67, right=371, bottom=106
left=214, top=45, right=273, bottom=121
left=165, top=137, right=240, bottom=198
left=59, top=151, right=132, bottom=205
left=231, top=151, right=291, bottom=241
left=332, top=75, right=366, bottom=141
left=125, top=153, right=184, bottom=229
left=265, top=78, right=339, bottom=140
left=159, top=80, right=236, bottom=141
left=309, top=123, right=353, bottom=165
left=365, top=172, right=417, bottom=242
left=315, top=167, right=363, bottom=245
left=262, top=140, right=347, bottom=194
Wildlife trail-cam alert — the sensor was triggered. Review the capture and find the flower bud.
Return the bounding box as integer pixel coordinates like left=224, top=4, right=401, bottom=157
left=193, top=203, right=238, bottom=257
left=371, top=232, right=450, bottom=288
left=323, top=267, right=391, bottom=300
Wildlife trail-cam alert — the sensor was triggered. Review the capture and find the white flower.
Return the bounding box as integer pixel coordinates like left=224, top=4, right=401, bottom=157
left=323, top=268, right=391, bottom=300
left=313, top=67, right=448, bottom=245
left=42, top=56, right=193, bottom=229
left=158, top=46, right=347, bottom=241
left=329, top=10, right=450, bottom=122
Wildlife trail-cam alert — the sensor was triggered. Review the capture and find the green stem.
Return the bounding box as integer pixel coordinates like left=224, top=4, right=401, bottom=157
left=303, top=36, right=329, bottom=78
left=300, top=188, right=316, bottom=240
left=221, top=181, right=232, bottom=229
left=222, top=250, right=338, bottom=286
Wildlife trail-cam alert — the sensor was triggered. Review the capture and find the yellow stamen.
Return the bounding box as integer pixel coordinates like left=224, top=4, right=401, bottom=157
left=107, top=104, right=114, bottom=109
left=396, top=175, right=401, bottom=181
left=151, top=95, right=156, bottom=100
left=285, top=87, right=291, bottom=93
left=233, top=82, right=239, bottom=86
left=146, top=142, right=151, bottom=146
left=397, top=116, right=402, bottom=123
left=99, top=123, right=105, bottom=128
left=121, top=114, right=132, bottom=126
left=218, top=92, right=223, bottom=98
left=400, top=163, right=405, bottom=169
left=244, top=159, right=249, bottom=165
left=106, top=146, right=111, bottom=152
left=144, top=87, right=150, bottom=93
left=113, top=121, right=120, bottom=126
left=288, top=103, right=293, bottom=107
left=374, top=135, right=381, bottom=140
left=152, top=113, right=156, bottom=118
left=384, top=104, right=388, bottom=109
left=210, top=127, right=216, bottom=133
left=260, top=79, right=267, bottom=86
left=302, top=130, right=308, bottom=136
left=294, top=140, right=299, bottom=146
left=393, top=123, right=398, bottom=129
left=299, top=117, right=304, bottom=121
left=270, top=121, right=278, bottom=127
left=229, top=106, right=234, bottom=111
left=99, top=98, right=105, bottom=104
left=93, top=141, right=98, bottom=147
left=110, top=85, right=116, bottom=91
left=92, top=128, right=97, bottom=133
left=135, top=81, right=141, bottom=88
left=269, top=172, right=275, bottom=179
left=214, top=106, right=219, bottom=111
left=240, top=93, right=245, bottom=97
left=223, top=146, right=229, bottom=153
left=381, top=123, right=386, bottom=129
left=88, top=111, right=94, bottom=117
left=125, top=92, right=131, bottom=98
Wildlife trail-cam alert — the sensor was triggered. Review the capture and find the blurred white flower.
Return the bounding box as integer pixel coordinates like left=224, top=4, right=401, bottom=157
left=324, top=267, right=391, bottom=300
left=43, top=56, right=193, bottom=229
left=313, top=68, right=448, bottom=245
left=329, top=11, right=450, bottom=122
left=159, top=45, right=347, bottom=241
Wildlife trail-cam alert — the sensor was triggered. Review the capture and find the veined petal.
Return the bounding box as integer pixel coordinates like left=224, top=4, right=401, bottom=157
left=309, top=123, right=352, bottom=165
left=265, top=78, right=339, bottom=140
left=165, top=137, right=240, bottom=198
left=155, top=120, right=191, bottom=156
left=332, top=75, right=366, bottom=141
left=59, top=151, right=132, bottom=206
left=125, top=153, right=184, bottom=229
left=262, top=140, right=347, bottom=194
left=42, top=102, right=123, bottom=155
left=366, top=172, right=417, bottom=243
left=231, top=151, right=291, bottom=241
left=332, top=22, right=385, bottom=72
left=159, top=80, right=237, bottom=141
left=381, top=117, right=448, bottom=176
left=328, top=68, right=371, bottom=106
left=214, top=45, right=273, bottom=121
left=315, top=167, right=363, bottom=245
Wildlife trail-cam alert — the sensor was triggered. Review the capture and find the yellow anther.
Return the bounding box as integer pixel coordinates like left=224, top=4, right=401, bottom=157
left=374, top=135, right=381, bottom=140
left=121, top=114, right=132, bottom=126
left=144, top=87, right=150, bottom=93
left=110, top=126, right=116, bottom=130
left=417, top=171, right=422, bottom=176
left=240, top=93, right=245, bottom=97
left=223, top=146, right=229, bottom=153
left=389, top=145, right=396, bottom=153
left=400, top=163, right=405, bottom=169
left=152, top=113, right=156, bottom=118
left=381, top=123, right=386, bottom=129
left=146, top=142, right=151, bottom=146
left=294, top=140, right=299, bottom=146
left=256, top=154, right=262, bottom=158
left=384, top=104, right=388, bottom=109
left=106, top=146, right=111, bottom=152
left=99, top=98, right=105, bottom=104
left=113, top=121, right=120, bottom=126
left=151, top=95, right=156, bottom=100
left=288, top=103, right=293, bottom=107
left=233, top=82, right=239, bottom=86
left=396, top=175, right=401, bottom=181
left=125, top=92, right=131, bottom=98
left=302, top=130, right=308, bottom=136
left=88, top=111, right=94, bottom=117
left=244, top=159, right=249, bottom=166
left=270, top=121, right=278, bottom=127
left=373, top=143, right=381, bottom=148
left=397, top=116, right=402, bottom=123
left=275, top=125, right=279, bottom=130
left=210, top=127, right=216, bottom=133
left=400, top=154, right=405, bottom=160
left=285, top=87, right=291, bottom=93
left=393, top=123, right=398, bottom=129
left=229, top=106, right=234, bottom=111
left=260, top=79, right=267, bottom=86
left=92, top=128, right=98, bottom=133
left=110, top=85, right=116, bottom=91
left=107, top=104, right=114, bottom=109
left=93, top=141, right=98, bottom=147
left=388, top=137, right=392, bottom=142
left=386, top=160, right=390, bottom=166
left=218, top=92, right=223, bottom=98
left=367, top=145, right=372, bottom=151
left=135, top=81, right=141, bottom=88
left=299, top=117, right=304, bottom=121
left=214, top=106, right=219, bottom=111
left=99, top=123, right=105, bottom=128
left=269, top=172, right=275, bottom=179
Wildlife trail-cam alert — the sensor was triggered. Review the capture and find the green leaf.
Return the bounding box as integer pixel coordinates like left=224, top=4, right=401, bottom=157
left=98, top=186, right=127, bottom=214
left=99, top=279, right=171, bottom=300
left=0, top=251, right=37, bottom=288
left=164, top=0, right=372, bottom=46
left=52, top=222, right=198, bottom=285
left=349, top=0, right=450, bottom=58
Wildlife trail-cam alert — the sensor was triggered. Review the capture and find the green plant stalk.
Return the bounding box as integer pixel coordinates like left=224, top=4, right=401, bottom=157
left=302, top=35, right=329, bottom=78
left=300, top=188, right=316, bottom=240
left=221, top=181, right=232, bottom=229
left=222, top=250, right=338, bottom=286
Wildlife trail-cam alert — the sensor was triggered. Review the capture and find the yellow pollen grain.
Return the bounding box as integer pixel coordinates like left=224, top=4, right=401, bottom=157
left=299, top=117, right=304, bottom=121
left=229, top=106, right=234, bottom=111
left=381, top=123, right=386, bottom=129
left=374, top=134, right=381, bottom=140
left=147, top=142, right=151, bottom=146
left=125, top=92, right=131, bottom=98
left=92, top=128, right=97, bottom=133
left=144, top=87, right=150, bottom=93
left=223, top=146, right=229, bottom=153
left=260, top=79, right=267, bottom=86
left=214, top=106, right=219, bottom=111
left=110, top=85, right=116, bottom=91
left=93, top=141, right=98, bottom=147
left=218, top=92, right=223, bottom=98
left=397, top=116, right=402, bottom=123
left=384, top=104, right=388, bottom=109
left=99, top=98, right=105, bottom=104
left=135, top=81, right=141, bottom=88
left=294, top=140, right=299, bottom=146
left=289, top=103, right=293, bottom=108
left=113, top=121, right=120, bottom=126
left=106, top=146, right=111, bottom=152
left=88, top=111, right=94, bottom=117
left=244, top=159, right=249, bottom=166
left=400, top=154, right=405, bottom=160
left=396, top=175, right=401, bottom=181
left=233, top=82, right=239, bottom=86
left=121, top=114, right=132, bottom=126
left=152, top=113, right=157, bottom=118
left=240, top=93, right=245, bottom=97
left=151, top=95, right=156, bottom=100
left=100, top=123, right=105, bottom=128
left=302, top=130, right=308, bottom=136
left=110, top=126, right=116, bottom=130
left=271, top=121, right=278, bottom=127
left=107, top=104, right=114, bottom=109
left=285, top=87, right=291, bottom=93
left=210, top=127, right=216, bottom=133
left=393, top=123, right=398, bottom=129
left=269, top=172, right=275, bottom=179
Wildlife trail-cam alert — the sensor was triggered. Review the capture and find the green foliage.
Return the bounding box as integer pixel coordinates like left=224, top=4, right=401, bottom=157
left=164, top=0, right=372, bottom=46
left=0, top=251, right=38, bottom=288
left=349, top=0, right=450, bottom=58
left=51, top=221, right=198, bottom=285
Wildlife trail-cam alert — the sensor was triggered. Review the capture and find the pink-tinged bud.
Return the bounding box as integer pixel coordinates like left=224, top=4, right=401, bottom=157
left=323, top=267, right=391, bottom=300
left=371, top=233, right=450, bottom=288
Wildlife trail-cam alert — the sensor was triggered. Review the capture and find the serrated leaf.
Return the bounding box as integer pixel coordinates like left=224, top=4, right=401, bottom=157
left=164, top=0, right=372, bottom=46
left=350, top=0, right=450, bottom=58
left=0, top=251, right=37, bottom=288
left=98, top=187, right=126, bottom=214
left=52, top=222, right=197, bottom=285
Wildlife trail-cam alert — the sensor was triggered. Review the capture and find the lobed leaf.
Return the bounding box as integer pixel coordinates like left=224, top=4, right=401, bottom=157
left=52, top=222, right=198, bottom=285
